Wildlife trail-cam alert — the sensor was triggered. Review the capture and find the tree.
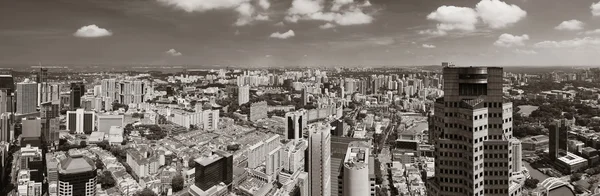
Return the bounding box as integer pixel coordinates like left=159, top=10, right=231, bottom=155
left=171, top=174, right=184, bottom=192
left=135, top=188, right=158, bottom=196
left=188, top=157, right=196, bottom=168
left=571, top=173, right=583, bottom=182
left=95, top=160, right=104, bottom=170
left=524, top=178, right=539, bottom=189
left=98, top=171, right=116, bottom=189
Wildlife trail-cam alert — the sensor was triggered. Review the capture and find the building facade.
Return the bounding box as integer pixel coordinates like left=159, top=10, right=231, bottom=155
left=66, top=109, right=95, bottom=134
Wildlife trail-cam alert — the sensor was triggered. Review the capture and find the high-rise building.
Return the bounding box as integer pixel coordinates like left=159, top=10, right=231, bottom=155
left=16, top=82, right=38, bottom=115
left=46, top=153, right=59, bottom=196
left=193, top=150, right=233, bottom=192
left=305, top=123, right=331, bottom=196
left=549, top=119, right=569, bottom=160
left=286, top=110, right=306, bottom=140
left=510, top=138, right=523, bottom=174
left=0, top=113, right=12, bottom=142
left=0, top=89, right=13, bottom=114
left=266, top=146, right=282, bottom=177
left=238, top=85, right=250, bottom=105
left=429, top=66, right=521, bottom=196
left=66, top=109, right=95, bottom=134
left=58, top=151, right=97, bottom=196
left=302, top=87, right=309, bottom=106
left=70, top=82, right=85, bottom=109
left=342, top=141, right=370, bottom=196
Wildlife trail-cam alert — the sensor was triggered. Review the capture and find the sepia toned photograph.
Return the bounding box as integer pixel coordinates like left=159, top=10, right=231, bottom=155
left=1, top=0, right=600, bottom=196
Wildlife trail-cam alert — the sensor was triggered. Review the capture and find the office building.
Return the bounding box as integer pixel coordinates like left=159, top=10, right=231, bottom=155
left=96, top=114, right=124, bottom=134
left=302, top=87, right=309, bottom=106
left=329, top=137, right=369, bottom=196
left=510, top=138, right=523, bottom=174
left=58, top=151, right=97, bottom=196
left=286, top=110, right=306, bottom=140
left=305, top=123, right=331, bottom=196
left=40, top=101, right=60, bottom=119
left=16, top=82, right=38, bottom=115
left=21, top=118, right=42, bottom=146
left=42, top=118, right=60, bottom=148
left=46, top=154, right=59, bottom=196
left=342, top=141, right=370, bottom=196
left=192, top=150, right=233, bottom=192
left=0, top=113, right=12, bottom=142
left=238, top=85, right=250, bottom=105
left=66, top=109, right=95, bottom=134
left=20, top=145, right=44, bottom=183
left=429, top=66, right=521, bottom=196
left=0, top=89, right=13, bottom=114
left=549, top=119, right=569, bottom=160
left=70, top=82, right=85, bottom=109
left=40, top=83, right=60, bottom=106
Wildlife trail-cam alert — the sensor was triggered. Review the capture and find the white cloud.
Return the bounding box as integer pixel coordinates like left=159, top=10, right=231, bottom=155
left=534, top=37, right=600, bottom=48
left=493, top=34, right=529, bottom=47
left=592, top=1, right=600, bottom=16
left=157, top=0, right=249, bottom=12
left=514, top=49, right=537, bottom=55
left=319, top=23, right=335, bottom=29
left=580, top=29, right=600, bottom=35
left=422, top=44, right=436, bottom=48
left=555, top=20, right=584, bottom=31
left=274, top=22, right=285, bottom=26
left=426, top=6, right=478, bottom=32
left=166, top=49, right=182, bottom=56
left=332, top=0, right=353, bottom=11
left=158, top=0, right=271, bottom=26
left=286, top=0, right=375, bottom=26
left=270, top=30, right=295, bottom=39
left=475, top=0, right=527, bottom=29
left=258, top=0, right=270, bottom=10
left=73, top=25, right=112, bottom=38
left=288, top=0, right=323, bottom=15
left=418, top=29, right=448, bottom=36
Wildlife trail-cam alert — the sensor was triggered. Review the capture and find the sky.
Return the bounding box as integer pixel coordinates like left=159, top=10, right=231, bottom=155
left=1, top=0, right=600, bottom=67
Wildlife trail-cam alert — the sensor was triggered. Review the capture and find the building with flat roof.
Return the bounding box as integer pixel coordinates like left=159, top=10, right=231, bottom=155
left=58, top=152, right=97, bottom=196
left=108, top=126, right=123, bottom=145
left=342, top=141, right=370, bottom=196
left=16, top=82, right=37, bottom=115
left=67, top=109, right=95, bottom=134
left=557, top=152, right=588, bottom=174
left=96, top=114, right=123, bottom=134
left=305, top=122, right=331, bottom=196
left=193, top=150, right=233, bottom=191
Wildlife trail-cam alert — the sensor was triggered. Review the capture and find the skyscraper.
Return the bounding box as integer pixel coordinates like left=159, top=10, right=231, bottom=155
left=305, top=123, right=331, bottom=196
left=286, top=110, right=306, bottom=140
left=342, top=141, right=370, bottom=196
left=429, top=66, right=521, bottom=196
left=193, top=150, right=233, bottom=191
left=70, top=82, right=85, bottom=110
left=302, top=87, right=309, bottom=106
left=0, top=113, right=12, bottom=142
left=66, top=109, right=95, bottom=134
left=16, top=82, right=38, bottom=115
left=238, top=85, right=249, bottom=105
left=549, top=119, right=569, bottom=160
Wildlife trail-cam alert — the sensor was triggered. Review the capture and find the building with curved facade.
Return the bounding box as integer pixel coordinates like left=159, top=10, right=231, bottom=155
left=342, top=141, right=370, bottom=196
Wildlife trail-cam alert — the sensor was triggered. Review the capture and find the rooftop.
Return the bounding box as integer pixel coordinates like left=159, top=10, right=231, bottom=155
left=59, top=154, right=95, bottom=174
left=343, top=141, right=370, bottom=170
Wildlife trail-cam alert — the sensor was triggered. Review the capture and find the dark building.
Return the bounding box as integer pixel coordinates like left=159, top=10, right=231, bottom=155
left=40, top=102, right=60, bottom=119
left=549, top=119, right=569, bottom=160
left=36, top=68, right=48, bottom=83
left=286, top=111, right=304, bottom=140
left=58, top=152, right=97, bottom=196
left=330, top=119, right=345, bottom=137
left=70, top=82, right=85, bottom=110
left=194, top=150, right=233, bottom=191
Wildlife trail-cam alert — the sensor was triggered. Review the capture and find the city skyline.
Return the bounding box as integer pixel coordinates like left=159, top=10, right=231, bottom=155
left=1, top=0, right=600, bottom=67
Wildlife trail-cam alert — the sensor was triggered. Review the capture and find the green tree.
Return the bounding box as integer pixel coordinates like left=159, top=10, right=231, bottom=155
left=524, top=178, right=539, bottom=189
left=171, top=174, right=184, bottom=192
left=188, top=157, right=196, bottom=168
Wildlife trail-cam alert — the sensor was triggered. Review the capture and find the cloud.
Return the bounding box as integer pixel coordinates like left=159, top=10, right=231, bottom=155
left=158, top=0, right=270, bottom=26
left=421, top=0, right=526, bottom=36
left=270, top=30, right=295, bottom=39
left=555, top=20, right=584, bottom=31
left=166, top=49, right=182, bottom=56
left=475, top=0, right=527, bottom=29
left=514, top=49, right=537, bottom=55
left=493, top=34, right=529, bottom=47
left=285, top=0, right=375, bottom=26
left=73, top=25, right=112, bottom=38
left=580, top=29, right=600, bottom=35
left=274, top=22, right=285, bottom=26
left=534, top=37, right=600, bottom=48
left=426, top=6, right=478, bottom=32
left=319, top=23, right=335, bottom=29
left=258, top=0, right=270, bottom=10
left=593, top=1, right=600, bottom=16
left=422, top=44, right=436, bottom=48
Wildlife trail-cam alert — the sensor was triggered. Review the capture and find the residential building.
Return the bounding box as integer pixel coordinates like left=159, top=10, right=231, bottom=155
left=305, top=122, right=331, bottom=196
left=238, top=85, right=250, bottom=105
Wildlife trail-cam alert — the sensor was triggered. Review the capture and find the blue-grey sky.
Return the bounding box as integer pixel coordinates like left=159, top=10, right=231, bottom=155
left=1, top=0, right=600, bottom=67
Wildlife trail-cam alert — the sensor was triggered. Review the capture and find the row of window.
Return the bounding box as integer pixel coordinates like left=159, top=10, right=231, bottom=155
left=444, top=101, right=505, bottom=108
left=484, top=170, right=509, bottom=177
left=485, top=188, right=508, bottom=195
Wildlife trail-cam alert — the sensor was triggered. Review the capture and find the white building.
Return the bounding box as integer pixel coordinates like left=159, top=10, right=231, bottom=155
left=66, top=109, right=95, bottom=134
